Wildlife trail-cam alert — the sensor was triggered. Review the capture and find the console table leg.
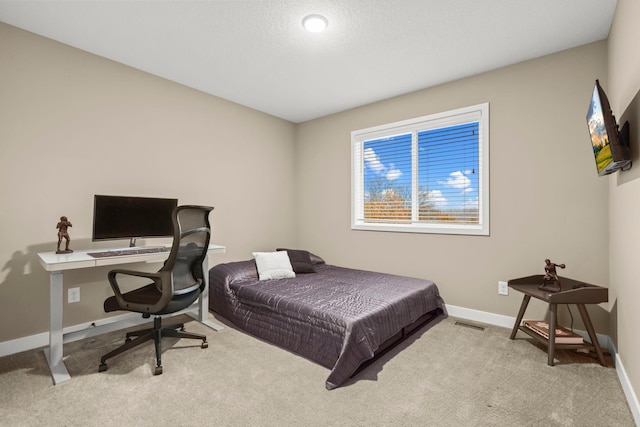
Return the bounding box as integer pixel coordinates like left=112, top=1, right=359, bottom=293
left=548, top=304, right=558, bottom=366
left=47, top=271, right=71, bottom=384
left=576, top=303, right=606, bottom=366
left=510, top=295, right=531, bottom=339
left=189, top=255, right=224, bottom=331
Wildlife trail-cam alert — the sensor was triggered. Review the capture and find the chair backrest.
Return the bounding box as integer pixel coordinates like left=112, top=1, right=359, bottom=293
left=160, top=205, right=214, bottom=295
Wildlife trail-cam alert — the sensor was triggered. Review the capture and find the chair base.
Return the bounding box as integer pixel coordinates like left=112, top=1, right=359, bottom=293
left=99, top=316, right=208, bottom=375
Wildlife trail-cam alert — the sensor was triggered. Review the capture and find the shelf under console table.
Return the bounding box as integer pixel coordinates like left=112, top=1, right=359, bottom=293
left=508, top=275, right=608, bottom=366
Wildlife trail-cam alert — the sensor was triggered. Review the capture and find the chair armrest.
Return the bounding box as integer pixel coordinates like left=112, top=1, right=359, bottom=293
left=107, top=269, right=173, bottom=312
left=108, top=269, right=163, bottom=280
left=107, top=269, right=163, bottom=295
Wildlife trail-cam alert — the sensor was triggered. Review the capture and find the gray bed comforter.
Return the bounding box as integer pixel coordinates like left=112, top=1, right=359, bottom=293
left=208, top=259, right=444, bottom=389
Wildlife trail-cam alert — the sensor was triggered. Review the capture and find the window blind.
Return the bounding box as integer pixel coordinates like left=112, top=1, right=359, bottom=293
left=417, top=122, right=479, bottom=224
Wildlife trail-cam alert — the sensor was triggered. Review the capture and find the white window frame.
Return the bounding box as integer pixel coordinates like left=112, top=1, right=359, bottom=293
left=351, top=103, right=489, bottom=236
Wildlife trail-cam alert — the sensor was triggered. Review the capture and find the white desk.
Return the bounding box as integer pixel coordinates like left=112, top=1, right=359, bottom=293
left=37, top=244, right=226, bottom=385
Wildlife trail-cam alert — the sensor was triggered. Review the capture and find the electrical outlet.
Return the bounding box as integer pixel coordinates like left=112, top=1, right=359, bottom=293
left=498, top=281, right=509, bottom=296
left=68, top=287, right=80, bottom=303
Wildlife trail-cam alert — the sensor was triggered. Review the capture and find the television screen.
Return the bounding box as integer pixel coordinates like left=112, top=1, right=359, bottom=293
left=586, top=80, right=631, bottom=176
left=93, top=195, right=178, bottom=244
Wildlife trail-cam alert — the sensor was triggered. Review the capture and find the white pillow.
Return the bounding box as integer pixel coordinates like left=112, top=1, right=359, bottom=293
left=252, top=251, right=296, bottom=281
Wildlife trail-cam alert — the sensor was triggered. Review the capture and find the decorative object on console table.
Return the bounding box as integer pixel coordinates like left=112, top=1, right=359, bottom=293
left=55, top=216, right=73, bottom=254
left=539, top=259, right=565, bottom=292
left=523, top=320, right=584, bottom=344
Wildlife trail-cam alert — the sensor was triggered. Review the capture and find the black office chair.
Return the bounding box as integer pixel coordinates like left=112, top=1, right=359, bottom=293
left=98, top=205, right=214, bottom=375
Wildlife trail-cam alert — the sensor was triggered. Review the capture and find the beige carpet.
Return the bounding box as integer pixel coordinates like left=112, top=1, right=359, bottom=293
left=0, top=314, right=634, bottom=427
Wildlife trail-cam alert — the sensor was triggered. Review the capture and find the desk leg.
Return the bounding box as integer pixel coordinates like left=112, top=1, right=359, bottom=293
left=187, top=255, right=224, bottom=331
left=510, top=295, right=531, bottom=339
left=576, top=303, right=606, bottom=366
left=44, top=271, right=71, bottom=385
left=548, top=303, right=558, bottom=366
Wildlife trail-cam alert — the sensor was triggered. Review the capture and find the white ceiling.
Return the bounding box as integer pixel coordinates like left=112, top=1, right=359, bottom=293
left=0, top=0, right=617, bottom=123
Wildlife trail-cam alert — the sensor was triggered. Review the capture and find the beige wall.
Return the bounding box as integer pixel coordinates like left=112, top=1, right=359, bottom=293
left=0, top=23, right=297, bottom=341
left=608, top=0, right=640, bottom=411
left=296, top=42, right=610, bottom=328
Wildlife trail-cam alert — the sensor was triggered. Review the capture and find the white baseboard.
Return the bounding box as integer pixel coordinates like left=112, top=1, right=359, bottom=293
left=0, top=307, right=199, bottom=358
left=446, top=303, right=639, bottom=426
left=614, top=347, right=640, bottom=426
left=446, top=303, right=516, bottom=329
left=445, top=304, right=611, bottom=350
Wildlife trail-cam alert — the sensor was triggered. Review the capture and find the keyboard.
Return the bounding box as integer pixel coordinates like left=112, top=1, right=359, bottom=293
left=87, top=246, right=170, bottom=258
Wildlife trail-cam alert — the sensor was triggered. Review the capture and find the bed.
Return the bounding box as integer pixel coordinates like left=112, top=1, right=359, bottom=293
left=208, top=249, right=445, bottom=389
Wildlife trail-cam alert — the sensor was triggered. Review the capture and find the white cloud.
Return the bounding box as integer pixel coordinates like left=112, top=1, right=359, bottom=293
left=443, top=170, right=471, bottom=189
left=386, top=165, right=402, bottom=181
left=364, top=148, right=385, bottom=174
left=462, top=197, right=479, bottom=210
left=424, top=189, right=447, bottom=208
left=365, top=148, right=403, bottom=182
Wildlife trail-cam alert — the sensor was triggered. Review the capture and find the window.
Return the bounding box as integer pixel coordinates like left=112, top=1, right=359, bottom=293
left=351, top=103, right=489, bottom=235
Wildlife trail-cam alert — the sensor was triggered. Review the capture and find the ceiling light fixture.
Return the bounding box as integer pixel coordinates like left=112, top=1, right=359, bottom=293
left=302, top=14, right=328, bottom=33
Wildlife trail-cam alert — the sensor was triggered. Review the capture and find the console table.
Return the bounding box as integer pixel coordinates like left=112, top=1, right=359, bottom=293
left=37, top=244, right=225, bottom=385
left=508, top=275, right=608, bottom=366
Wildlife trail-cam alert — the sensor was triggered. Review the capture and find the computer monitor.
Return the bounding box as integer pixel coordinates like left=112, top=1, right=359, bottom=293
left=92, top=195, right=178, bottom=247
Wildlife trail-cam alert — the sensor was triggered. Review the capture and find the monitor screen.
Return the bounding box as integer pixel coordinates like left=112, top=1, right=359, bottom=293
left=587, top=80, right=631, bottom=176
left=92, top=195, right=178, bottom=243
left=587, top=83, right=614, bottom=175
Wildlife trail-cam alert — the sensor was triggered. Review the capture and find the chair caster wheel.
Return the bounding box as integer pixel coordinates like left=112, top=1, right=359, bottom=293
left=201, top=341, right=208, bottom=349
left=99, top=363, right=108, bottom=372
left=154, top=366, right=163, bottom=375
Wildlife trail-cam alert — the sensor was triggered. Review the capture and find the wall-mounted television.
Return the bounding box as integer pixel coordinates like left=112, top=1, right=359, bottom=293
left=92, top=195, right=178, bottom=247
left=586, top=79, right=631, bottom=176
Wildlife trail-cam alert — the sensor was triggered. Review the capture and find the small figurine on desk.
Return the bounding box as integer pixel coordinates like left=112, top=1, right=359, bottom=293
left=539, top=258, right=565, bottom=292
left=56, top=216, right=73, bottom=254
